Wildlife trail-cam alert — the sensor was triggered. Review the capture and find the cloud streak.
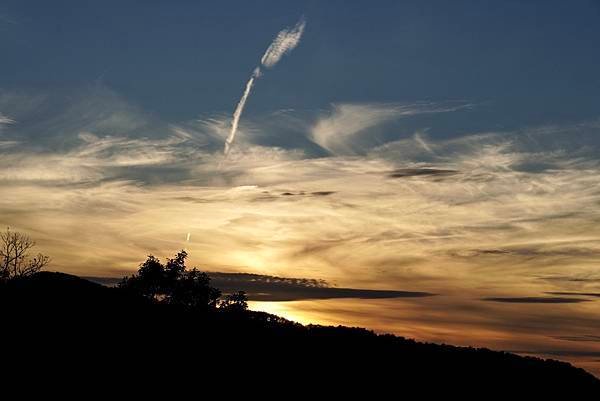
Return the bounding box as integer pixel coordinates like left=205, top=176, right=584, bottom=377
left=225, top=69, right=260, bottom=155
left=260, top=18, right=306, bottom=68
left=309, top=102, right=468, bottom=155
left=86, top=272, right=434, bottom=301
left=224, top=18, right=306, bottom=155
left=209, top=272, right=433, bottom=301
left=0, top=113, right=15, bottom=126
left=482, top=297, right=591, bottom=304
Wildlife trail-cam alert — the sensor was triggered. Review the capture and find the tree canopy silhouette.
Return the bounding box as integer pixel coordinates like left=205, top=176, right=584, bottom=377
left=0, top=228, right=50, bottom=281
left=219, top=290, right=249, bottom=312
left=118, top=250, right=221, bottom=310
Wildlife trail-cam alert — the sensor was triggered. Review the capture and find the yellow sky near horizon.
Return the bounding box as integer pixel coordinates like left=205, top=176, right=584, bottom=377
left=2, top=118, right=600, bottom=377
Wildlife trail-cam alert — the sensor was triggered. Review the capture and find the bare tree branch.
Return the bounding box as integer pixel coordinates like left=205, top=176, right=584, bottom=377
left=0, top=228, right=50, bottom=280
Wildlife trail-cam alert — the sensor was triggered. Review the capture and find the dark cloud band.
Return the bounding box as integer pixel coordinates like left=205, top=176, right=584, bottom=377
left=482, top=297, right=590, bottom=304
left=86, top=272, right=435, bottom=302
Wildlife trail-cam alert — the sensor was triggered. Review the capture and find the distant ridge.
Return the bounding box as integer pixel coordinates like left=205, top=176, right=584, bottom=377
left=2, top=271, right=599, bottom=394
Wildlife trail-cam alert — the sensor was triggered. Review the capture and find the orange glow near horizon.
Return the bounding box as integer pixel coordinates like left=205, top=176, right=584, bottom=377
left=250, top=298, right=600, bottom=377
left=2, top=122, right=600, bottom=378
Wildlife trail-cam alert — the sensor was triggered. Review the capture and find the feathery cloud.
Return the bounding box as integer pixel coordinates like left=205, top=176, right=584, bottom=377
left=310, top=102, right=468, bottom=155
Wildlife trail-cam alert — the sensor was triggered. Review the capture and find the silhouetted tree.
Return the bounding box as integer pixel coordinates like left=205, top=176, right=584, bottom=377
left=0, top=228, right=50, bottom=281
left=169, top=267, right=221, bottom=308
left=119, top=255, right=165, bottom=301
left=219, top=291, right=249, bottom=312
left=119, top=250, right=221, bottom=310
left=164, top=251, right=187, bottom=285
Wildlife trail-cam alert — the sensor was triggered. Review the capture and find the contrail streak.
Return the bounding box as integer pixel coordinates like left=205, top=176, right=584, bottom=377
left=183, top=232, right=191, bottom=251
left=261, top=18, right=306, bottom=68
left=224, top=18, right=306, bottom=155
left=224, top=68, right=260, bottom=155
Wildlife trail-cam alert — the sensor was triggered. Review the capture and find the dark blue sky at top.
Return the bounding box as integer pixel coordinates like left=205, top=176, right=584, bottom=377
left=1, top=0, right=600, bottom=135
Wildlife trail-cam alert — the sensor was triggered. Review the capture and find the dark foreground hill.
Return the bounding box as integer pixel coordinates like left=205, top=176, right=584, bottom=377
left=1, top=271, right=599, bottom=395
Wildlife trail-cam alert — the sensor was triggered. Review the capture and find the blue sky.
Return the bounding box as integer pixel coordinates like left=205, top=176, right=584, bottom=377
left=2, top=0, right=600, bottom=128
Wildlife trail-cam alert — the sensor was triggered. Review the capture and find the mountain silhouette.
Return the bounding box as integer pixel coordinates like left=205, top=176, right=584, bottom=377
left=1, top=271, right=599, bottom=394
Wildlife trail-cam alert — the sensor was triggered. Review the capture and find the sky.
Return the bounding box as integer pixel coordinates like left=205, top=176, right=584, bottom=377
left=1, top=0, right=600, bottom=375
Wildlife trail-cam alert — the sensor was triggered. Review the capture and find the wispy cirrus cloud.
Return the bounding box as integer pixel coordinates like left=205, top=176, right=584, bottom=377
left=0, top=113, right=15, bottom=126
left=0, top=132, right=200, bottom=183
left=0, top=113, right=18, bottom=148
left=309, top=102, right=470, bottom=155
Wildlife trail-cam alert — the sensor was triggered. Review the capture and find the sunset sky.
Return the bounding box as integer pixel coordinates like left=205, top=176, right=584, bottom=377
left=1, top=1, right=600, bottom=374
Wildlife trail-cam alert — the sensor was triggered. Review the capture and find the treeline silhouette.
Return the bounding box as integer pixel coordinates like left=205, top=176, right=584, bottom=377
left=118, top=250, right=248, bottom=311
left=1, top=249, right=599, bottom=394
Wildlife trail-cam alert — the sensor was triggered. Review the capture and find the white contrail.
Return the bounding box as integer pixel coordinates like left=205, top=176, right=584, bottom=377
left=224, top=68, right=260, bottom=155
left=260, top=18, right=306, bottom=68
left=224, top=18, right=306, bottom=155
left=414, top=132, right=434, bottom=154
left=183, top=232, right=191, bottom=251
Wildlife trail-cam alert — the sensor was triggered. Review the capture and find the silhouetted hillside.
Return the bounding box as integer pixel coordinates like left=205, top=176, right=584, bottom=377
left=2, top=271, right=599, bottom=394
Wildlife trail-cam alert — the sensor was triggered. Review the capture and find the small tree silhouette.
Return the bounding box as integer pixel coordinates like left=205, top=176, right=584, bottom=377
left=219, top=291, right=249, bottom=312
left=119, top=250, right=221, bottom=310
left=0, top=228, right=50, bottom=281
left=119, top=255, right=165, bottom=301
